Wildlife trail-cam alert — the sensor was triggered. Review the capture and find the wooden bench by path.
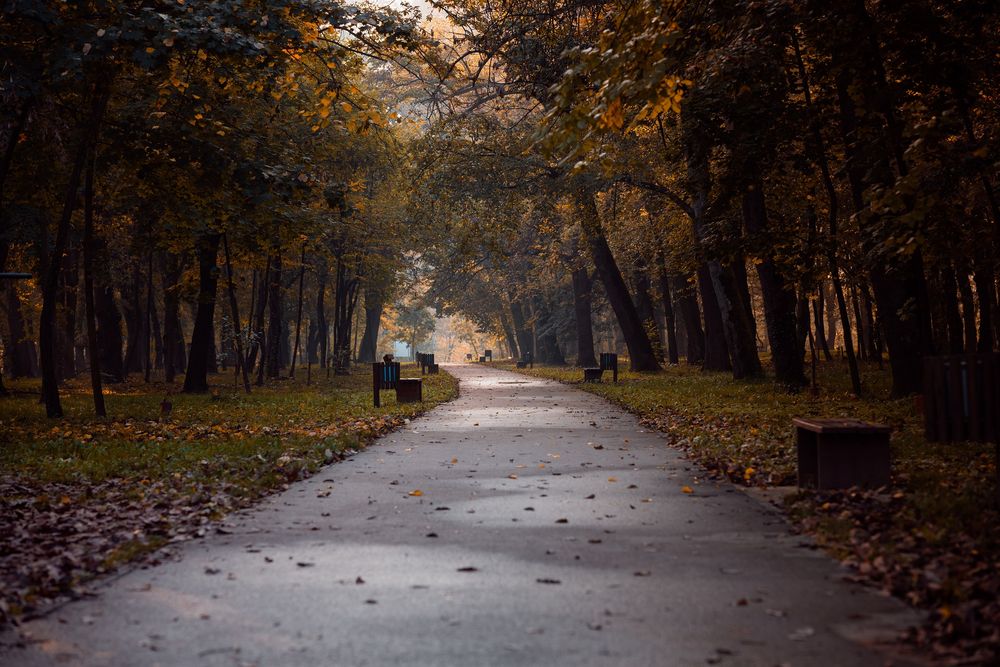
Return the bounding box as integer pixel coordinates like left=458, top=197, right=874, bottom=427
left=583, top=352, right=618, bottom=383
left=794, top=418, right=891, bottom=490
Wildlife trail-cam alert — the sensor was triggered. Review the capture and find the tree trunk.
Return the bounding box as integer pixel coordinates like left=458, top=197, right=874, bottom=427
left=289, top=244, right=306, bottom=377
left=571, top=267, right=597, bottom=367
left=222, top=234, right=251, bottom=393
left=533, top=295, right=565, bottom=365
left=580, top=193, right=659, bottom=371
left=358, top=296, right=384, bottom=363
left=956, top=266, right=977, bottom=353
left=741, top=179, right=805, bottom=386
left=672, top=274, right=704, bottom=364
left=83, top=151, right=105, bottom=415
left=307, top=257, right=328, bottom=367
left=509, top=298, right=533, bottom=361
left=812, top=288, right=833, bottom=361
left=657, top=262, right=680, bottom=365
left=122, top=261, right=146, bottom=376
left=58, top=243, right=79, bottom=380
left=697, top=264, right=731, bottom=372
left=265, top=249, right=283, bottom=379
left=499, top=305, right=520, bottom=361
left=41, top=83, right=109, bottom=417
left=182, top=233, right=221, bottom=393
left=632, top=263, right=662, bottom=362
left=162, top=252, right=185, bottom=383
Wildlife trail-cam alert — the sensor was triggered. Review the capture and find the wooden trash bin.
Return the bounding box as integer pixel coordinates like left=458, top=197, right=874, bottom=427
left=794, top=417, right=891, bottom=489
left=428, top=363, right=439, bottom=374
left=396, top=378, right=423, bottom=403
left=583, top=367, right=603, bottom=382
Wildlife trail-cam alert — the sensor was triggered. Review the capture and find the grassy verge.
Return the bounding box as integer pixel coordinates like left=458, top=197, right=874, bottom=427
left=501, top=359, right=998, bottom=663
left=0, top=366, right=458, bottom=624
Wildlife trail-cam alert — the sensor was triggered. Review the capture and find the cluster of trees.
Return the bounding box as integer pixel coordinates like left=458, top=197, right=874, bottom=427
left=415, top=0, right=998, bottom=396
left=0, top=0, right=429, bottom=416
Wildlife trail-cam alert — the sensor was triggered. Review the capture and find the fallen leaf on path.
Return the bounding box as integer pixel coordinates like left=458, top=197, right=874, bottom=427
left=408, top=490, right=423, bottom=497
left=681, top=485, right=694, bottom=494
left=607, top=477, right=618, bottom=482
left=296, top=562, right=315, bottom=568
left=633, top=570, right=651, bottom=577
left=508, top=474, right=518, bottom=479
left=457, top=566, right=478, bottom=572
left=536, top=578, right=561, bottom=584
left=555, top=518, right=569, bottom=524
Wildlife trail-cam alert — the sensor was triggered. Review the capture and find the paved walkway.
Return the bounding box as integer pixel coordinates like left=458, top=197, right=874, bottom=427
left=3, top=364, right=919, bottom=666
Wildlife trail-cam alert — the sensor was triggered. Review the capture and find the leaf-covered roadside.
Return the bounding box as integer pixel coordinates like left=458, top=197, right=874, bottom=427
left=0, top=368, right=459, bottom=627
left=505, top=361, right=999, bottom=665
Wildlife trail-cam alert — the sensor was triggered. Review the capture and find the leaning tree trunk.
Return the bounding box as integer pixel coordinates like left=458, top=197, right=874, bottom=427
left=571, top=267, right=597, bottom=367
left=182, top=233, right=222, bottom=393
left=499, top=305, right=520, bottom=361
left=580, top=194, right=659, bottom=371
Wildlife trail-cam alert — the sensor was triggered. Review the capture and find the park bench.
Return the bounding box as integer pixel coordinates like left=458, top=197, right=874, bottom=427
left=793, top=417, right=891, bottom=489
left=516, top=351, right=533, bottom=369
left=466, top=353, right=473, bottom=361
left=922, top=353, right=1000, bottom=500
left=583, top=352, right=618, bottom=383
left=372, top=360, right=422, bottom=407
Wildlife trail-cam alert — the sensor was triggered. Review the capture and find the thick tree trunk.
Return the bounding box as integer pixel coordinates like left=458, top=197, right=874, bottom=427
left=533, top=295, right=565, bottom=366
left=509, top=298, right=533, bottom=361
left=571, top=267, right=597, bottom=367
left=672, top=274, right=704, bottom=364
left=162, top=252, right=185, bottom=383
left=697, top=264, right=731, bottom=372
left=707, top=260, right=761, bottom=379
left=632, top=263, right=662, bottom=362
left=741, top=180, right=804, bottom=386
left=499, top=305, right=520, bottom=361
left=94, top=264, right=124, bottom=383
left=657, top=263, right=680, bottom=365
left=182, top=233, right=221, bottom=393
left=580, top=194, right=659, bottom=371
left=358, top=300, right=384, bottom=363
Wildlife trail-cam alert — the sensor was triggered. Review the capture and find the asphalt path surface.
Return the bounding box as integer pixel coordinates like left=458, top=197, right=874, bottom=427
left=2, top=363, right=920, bottom=666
